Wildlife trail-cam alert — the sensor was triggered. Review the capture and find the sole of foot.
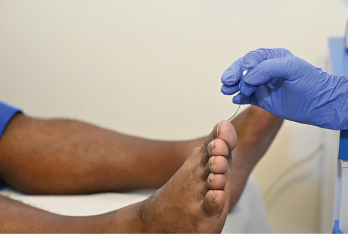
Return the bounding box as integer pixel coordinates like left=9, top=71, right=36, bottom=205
left=131, top=120, right=237, bottom=233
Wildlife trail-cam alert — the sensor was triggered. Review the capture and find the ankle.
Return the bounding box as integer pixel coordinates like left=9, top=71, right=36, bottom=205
left=106, top=202, right=147, bottom=232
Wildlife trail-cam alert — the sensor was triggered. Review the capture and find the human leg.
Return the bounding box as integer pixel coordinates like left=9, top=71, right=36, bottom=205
left=0, top=114, right=189, bottom=194
left=0, top=120, right=236, bottom=233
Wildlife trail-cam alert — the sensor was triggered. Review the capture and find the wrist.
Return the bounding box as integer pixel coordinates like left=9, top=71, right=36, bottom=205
left=322, top=74, right=348, bottom=130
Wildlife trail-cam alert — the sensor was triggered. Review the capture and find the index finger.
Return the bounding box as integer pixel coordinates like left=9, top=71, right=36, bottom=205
left=221, top=57, right=243, bottom=86
left=243, top=48, right=293, bottom=69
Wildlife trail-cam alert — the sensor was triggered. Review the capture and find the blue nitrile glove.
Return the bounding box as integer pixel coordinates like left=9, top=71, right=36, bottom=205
left=221, top=48, right=348, bottom=130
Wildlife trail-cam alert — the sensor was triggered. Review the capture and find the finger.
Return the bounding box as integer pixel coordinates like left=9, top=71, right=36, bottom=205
left=221, top=83, right=240, bottom=95
left=239, top=81, right=257, bottom=96
left=244, top=57, right=292, bottom=86
left=239, top=68, right=257, bottom=96
left=239, top=48, right=291, bottom=96
left=232, top=93, right=251, bottom=105
left=243, top=48, right=293, bottom=69
left=221, top=57, right=243, bottom=86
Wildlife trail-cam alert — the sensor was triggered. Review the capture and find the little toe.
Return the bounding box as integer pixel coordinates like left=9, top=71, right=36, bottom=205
left=203, top=190, right=225, bottom=215
left=206, top=173, right=226, bottom=190
left=207, top=156, right=228, bottom=174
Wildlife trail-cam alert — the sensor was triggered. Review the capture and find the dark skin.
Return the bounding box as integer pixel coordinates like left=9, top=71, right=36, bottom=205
left=0, top=119, right=237, bottom=233
left=0, top=106, right=283, bottom=232
left=0, top=115, right=190, bottom=194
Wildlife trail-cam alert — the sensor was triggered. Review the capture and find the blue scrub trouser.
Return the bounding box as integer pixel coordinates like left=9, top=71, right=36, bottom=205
left=0, top=101, right=21, bottom=190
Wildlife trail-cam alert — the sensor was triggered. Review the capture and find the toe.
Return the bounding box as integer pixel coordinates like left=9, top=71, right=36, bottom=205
left=201, top=139, right=230, bottom=166
left=206, top=173, right=226, bottom=190
left=213, top=120, right=237, bottom=151
left=203, top=190, right=225, bottom=215
left=207, top=156, right=228, bottom=174
left=199, top=120, right=236, bottom=158
left=206, top=139, right=229, bottom=158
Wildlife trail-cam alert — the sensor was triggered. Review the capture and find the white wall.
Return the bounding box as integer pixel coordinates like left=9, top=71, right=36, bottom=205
left=1, top=0, right=347, bottom=232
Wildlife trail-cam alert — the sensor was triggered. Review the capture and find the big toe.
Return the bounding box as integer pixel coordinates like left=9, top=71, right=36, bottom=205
left=201, top=120, right=237, bottom=162
left=213, top=120, right=237, bottom=151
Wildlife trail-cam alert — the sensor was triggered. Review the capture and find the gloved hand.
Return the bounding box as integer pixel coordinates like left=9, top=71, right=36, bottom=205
left=221, top=48, right=348, bottom=130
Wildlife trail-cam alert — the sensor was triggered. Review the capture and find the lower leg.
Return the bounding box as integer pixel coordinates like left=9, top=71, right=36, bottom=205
left=0, top=114, right=188, bottom=194
left=0, top=195, right=125, bottom=232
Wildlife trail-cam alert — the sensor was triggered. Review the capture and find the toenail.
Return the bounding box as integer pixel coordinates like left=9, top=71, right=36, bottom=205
left=217, top=121, right=222, bottom=137
left=207, top=140, right=214, bottom=153
left=208, top=173, right=214, bottom=183
left=209, top=156, right=215, bottom=166
left=209, top=190, right=217, bottom=204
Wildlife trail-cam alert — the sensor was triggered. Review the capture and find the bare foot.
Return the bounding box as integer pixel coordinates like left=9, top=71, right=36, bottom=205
left=111, top=120, right=237, bottom=233
left=180, top=107, right=283, bottom=212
